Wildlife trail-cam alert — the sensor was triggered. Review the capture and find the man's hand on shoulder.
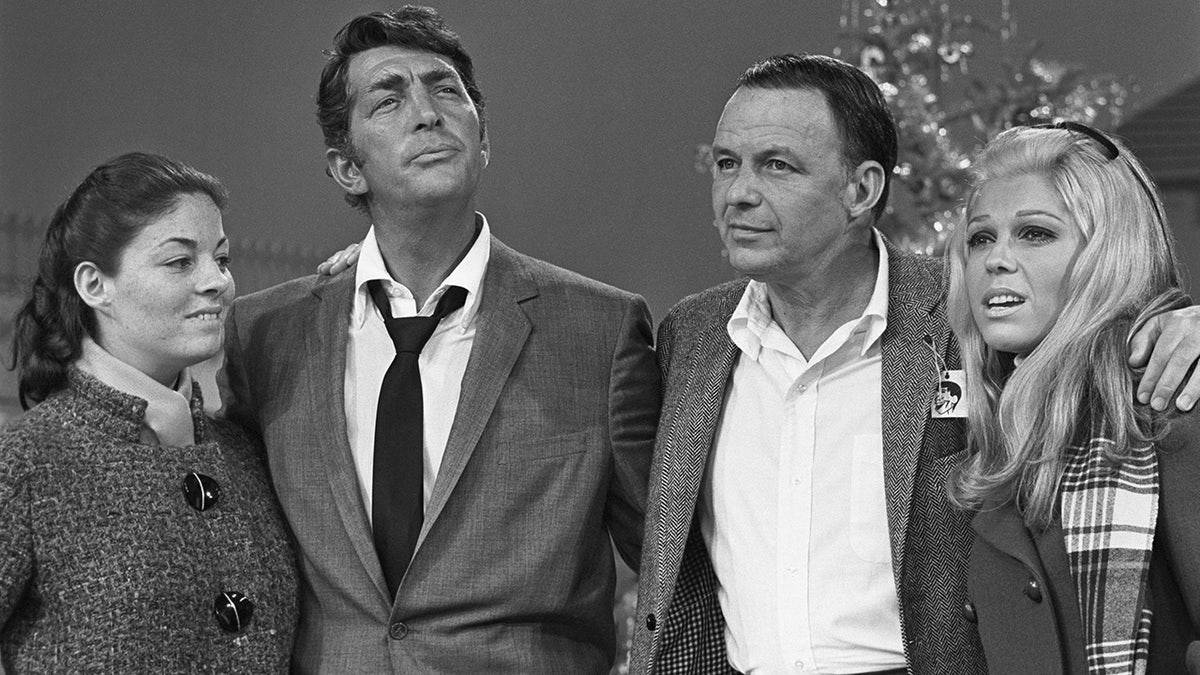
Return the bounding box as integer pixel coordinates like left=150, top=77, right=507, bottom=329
left=1129, top=305, right=1200, bottom=412
left=316, top=242, right=361, bottom=277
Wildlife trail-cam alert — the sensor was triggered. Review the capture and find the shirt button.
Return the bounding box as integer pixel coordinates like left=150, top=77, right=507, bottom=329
left=797, top=384, right=807, bottom=393
left=787, top=566, right=798, bottom=575
left=791, top=477, right=802, bottom=486
left=388, top=622, right=409, bottom=640
left=794, top=659, right=807, bottom=670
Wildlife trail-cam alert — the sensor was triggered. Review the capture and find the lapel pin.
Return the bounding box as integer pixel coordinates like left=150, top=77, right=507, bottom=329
left=924, top=335, right=967, bottom=419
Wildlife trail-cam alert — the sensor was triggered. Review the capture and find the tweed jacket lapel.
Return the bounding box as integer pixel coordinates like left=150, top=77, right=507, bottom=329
left=306, top=269, right=392, bottom=603
left=415, top=238, right=536, bottom=552
left=653, top=320, right=739, bottom=611
left=639, top=281, right=744, bottom=672
left=879, top=242, right=948, bottom=586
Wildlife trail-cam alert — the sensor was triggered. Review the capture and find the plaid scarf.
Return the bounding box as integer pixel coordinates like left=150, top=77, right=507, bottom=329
left=1060, top=432, right=1159, bottom=675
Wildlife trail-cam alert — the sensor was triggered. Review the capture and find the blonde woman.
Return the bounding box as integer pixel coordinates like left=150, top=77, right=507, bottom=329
left=948, top=123, right=1200, bottom=673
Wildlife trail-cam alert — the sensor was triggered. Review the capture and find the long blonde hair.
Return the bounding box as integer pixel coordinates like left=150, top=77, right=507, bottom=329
left=946, top=125, right=1186, bottom=530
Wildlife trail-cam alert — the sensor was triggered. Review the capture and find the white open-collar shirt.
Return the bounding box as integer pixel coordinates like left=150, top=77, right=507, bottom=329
left=703, top=229, right=906, bottom=674
left=344, top=216, right=491, bottom=521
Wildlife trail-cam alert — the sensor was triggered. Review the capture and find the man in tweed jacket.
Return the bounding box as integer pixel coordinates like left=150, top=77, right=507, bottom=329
left=630, top=53, right=1200, bottom=675
left=629, top=54, right=982, bottom=674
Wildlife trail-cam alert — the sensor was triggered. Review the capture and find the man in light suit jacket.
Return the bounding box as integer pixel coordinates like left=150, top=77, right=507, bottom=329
left=219, top=8, right=659, bottom=673
left=629, top=53, right=1200, bottom=675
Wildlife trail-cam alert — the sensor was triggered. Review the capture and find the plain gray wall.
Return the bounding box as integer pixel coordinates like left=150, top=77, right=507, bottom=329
left=3, top=0, right=1199, bottom=321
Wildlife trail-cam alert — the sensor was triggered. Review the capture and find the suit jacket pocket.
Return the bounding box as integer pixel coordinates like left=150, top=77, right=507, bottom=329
left=496, top=429, right=593, bottom=464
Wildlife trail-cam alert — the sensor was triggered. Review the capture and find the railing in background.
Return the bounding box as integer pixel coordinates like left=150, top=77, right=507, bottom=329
left=0, top=213, right=45, bottom=297
left=0, top=210, right=326, bottom=296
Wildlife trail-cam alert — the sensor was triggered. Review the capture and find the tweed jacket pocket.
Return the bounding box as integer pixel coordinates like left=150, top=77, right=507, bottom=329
left=924, top=415, right=968, bottom=460
left=497, top=429, right=592, bottom=464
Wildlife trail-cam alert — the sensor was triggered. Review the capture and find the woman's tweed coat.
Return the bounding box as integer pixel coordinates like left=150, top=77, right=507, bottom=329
left=0, top=368, right=298, bottom=673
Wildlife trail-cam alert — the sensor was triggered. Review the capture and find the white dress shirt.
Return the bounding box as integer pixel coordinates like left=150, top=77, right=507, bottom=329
left=344, top=216, right=491, bottom=522
left=702, top=230, right=906, bottom=674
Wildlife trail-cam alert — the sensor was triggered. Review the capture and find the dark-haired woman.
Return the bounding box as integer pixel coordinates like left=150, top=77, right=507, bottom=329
left=0, top=152, right=297, bottom=672
left=948, top=125, right=1200, bottom=673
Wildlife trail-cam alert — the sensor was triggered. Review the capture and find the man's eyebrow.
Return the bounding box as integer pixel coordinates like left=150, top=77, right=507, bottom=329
left=750, top=144, right=798, bottom=160
left=366, top=72, right=411, bottom=96
left=365, top=67, right=459, bottom=96
left=419, top=67, right=460, bottom=87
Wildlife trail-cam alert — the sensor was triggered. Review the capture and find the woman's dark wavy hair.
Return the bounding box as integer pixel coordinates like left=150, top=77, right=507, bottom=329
left=9, top=151, right=228, bottom=409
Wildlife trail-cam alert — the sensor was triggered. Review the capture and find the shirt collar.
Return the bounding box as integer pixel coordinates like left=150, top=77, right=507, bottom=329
left=75, top=336, right=196, bottom=447
left=727, top=227, right=891, bottom=360
left=352, top=212, right=492, bottom=330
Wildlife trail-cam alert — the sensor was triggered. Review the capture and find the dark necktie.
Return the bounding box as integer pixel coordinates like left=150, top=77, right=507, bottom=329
left=368, top=280, right=467, bottom=598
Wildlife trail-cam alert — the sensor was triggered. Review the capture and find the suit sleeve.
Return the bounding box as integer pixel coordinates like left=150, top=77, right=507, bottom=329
left=216, top=300, right=262, bottom=442
left=605, top=295, right=662, bottom=572
left=654, top=308, right=678, bottom=396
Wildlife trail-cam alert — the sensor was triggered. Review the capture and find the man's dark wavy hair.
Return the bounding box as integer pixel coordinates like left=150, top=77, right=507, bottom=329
left=317, top=6, right=487, bottom=213
left=738, top=53, right=897, bottom=221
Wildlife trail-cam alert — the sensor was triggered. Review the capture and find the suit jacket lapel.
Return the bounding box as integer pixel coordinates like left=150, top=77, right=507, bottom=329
left=309, top=269, right=392, bottom=602
left=418, top=238, right=534, bottom=547
left=880, top=245, right=945, bottom=579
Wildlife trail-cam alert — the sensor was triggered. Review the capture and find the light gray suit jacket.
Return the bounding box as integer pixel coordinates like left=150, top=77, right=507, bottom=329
left=630, top=242, right=986, bottom=674
left=219, top=236, right=660, bottom=674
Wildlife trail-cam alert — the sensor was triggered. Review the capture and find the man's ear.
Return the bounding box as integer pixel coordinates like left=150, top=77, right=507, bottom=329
left=325, top=147, right=369, bottom=196
left=845, top=160, right=887, bottom=220
left=480, top=130, right=491, bottom=168
left=74, top=261, right=112, bottom=315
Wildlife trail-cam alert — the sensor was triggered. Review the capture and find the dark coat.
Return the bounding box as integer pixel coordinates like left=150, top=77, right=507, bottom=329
left=967, top=412, right=1200, bottom=674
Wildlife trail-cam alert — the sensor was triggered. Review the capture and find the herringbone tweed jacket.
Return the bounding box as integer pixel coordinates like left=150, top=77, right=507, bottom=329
left=630, top=241, right=987, bottom=674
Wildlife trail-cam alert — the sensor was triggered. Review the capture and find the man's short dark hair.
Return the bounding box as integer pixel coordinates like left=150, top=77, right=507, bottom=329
left=939, top=380, right=962, bottom=400
left=316, top=6, right=487, bottom=212
left=737, top=53, right=897, bottom=221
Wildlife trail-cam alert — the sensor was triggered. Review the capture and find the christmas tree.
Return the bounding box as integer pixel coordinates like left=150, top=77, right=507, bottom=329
left=696, top=0, right=1132, bottom=255
left=834, top=0, right=1130, bottom=253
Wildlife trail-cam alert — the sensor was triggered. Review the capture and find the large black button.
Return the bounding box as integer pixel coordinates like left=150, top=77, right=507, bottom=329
left=1024, top=578, right=1043, bottom=603
left=183, top=472, right=220, bottom=511
left=962, top=601, right=977, bottom=624
left=389, top=622, right=409, bottom=640
left=646, top=613, right=657, bottom=631
left=213, top=591, right=254, bottom=632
